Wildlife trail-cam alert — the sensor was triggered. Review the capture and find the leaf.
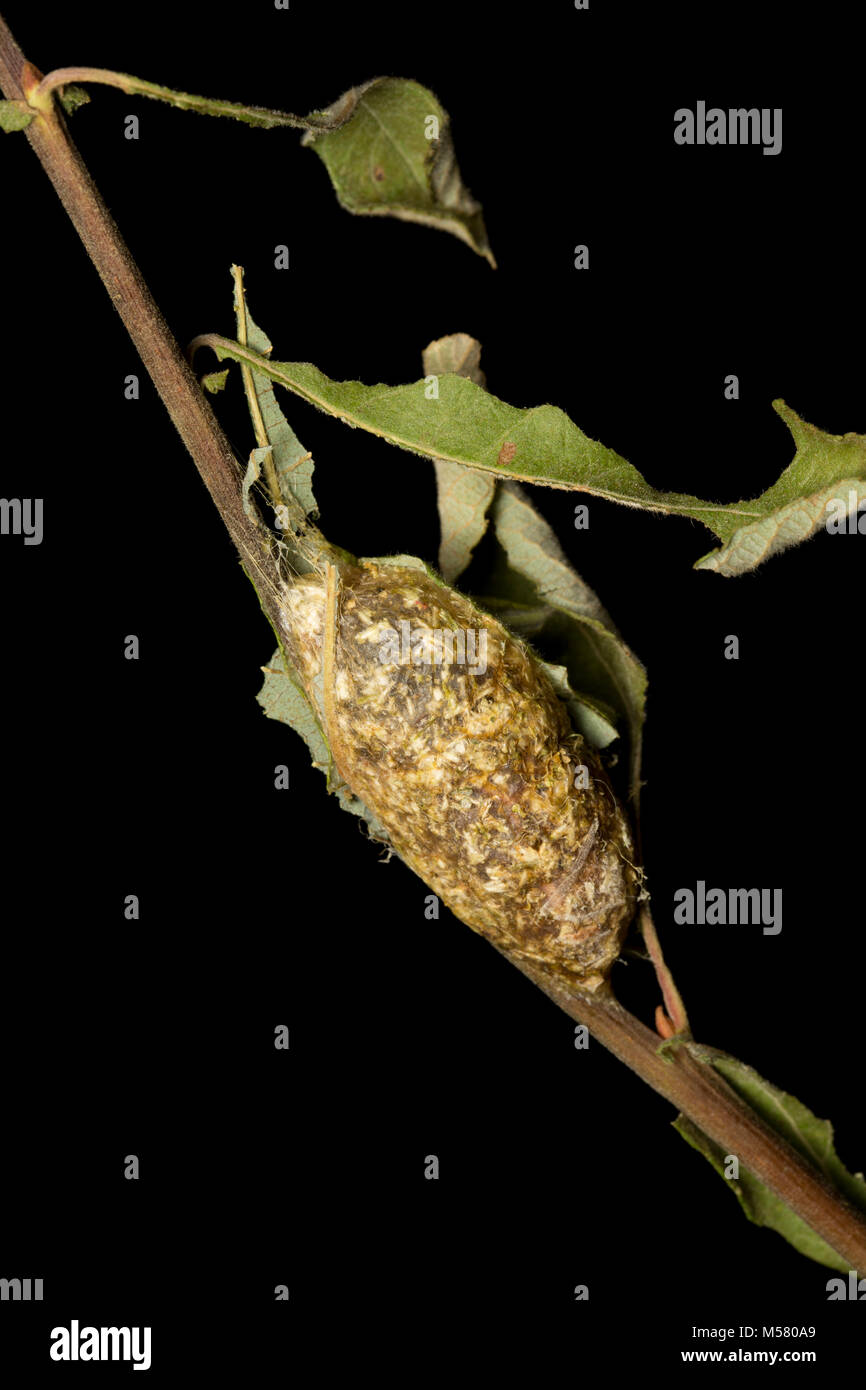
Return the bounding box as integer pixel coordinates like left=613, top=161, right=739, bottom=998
left=423, top=331, right=486, bottom=387
left=674, top=1051, right=866, bottom=1272
left=302, top=79, right=494, bottom=266
left=257, top=649, right=391, bottom=845
left=693, top=402, right=866, bottom=574
left=202, top=368, right=229, bottom=395
left=0, top=100, right=34, bottom=132
left=712, top=1054, right=866, bottom=1216
left=422, top=333, right=494, bottom=582
left=231, top=269, right=391, bottom=845
left=491, top=481, right=619, bottom=632
left=476, top=595, right=553, bottom=638
left=419, top=336, right=634, bottom=759
left=535, top=659, right=620, bottom=749
left=195, top=335, right=866, bottom=576
left=488, top=481, right=647, bottom=791
left=206, top=324, right=645, bottom=768
left=243, top=448, right=275, bottom=528
left=231, top=266, right=317, bottom=517
left=58, top=84, right=91, bottom=115
left=38, top=69, right=490, bottom=257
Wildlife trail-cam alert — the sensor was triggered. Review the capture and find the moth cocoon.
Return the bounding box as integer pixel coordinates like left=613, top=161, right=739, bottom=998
left=279, top=561, right=637, bottom=992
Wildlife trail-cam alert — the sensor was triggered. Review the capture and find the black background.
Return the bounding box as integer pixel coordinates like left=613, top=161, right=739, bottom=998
left=1, top=0, right=863, bottom=1378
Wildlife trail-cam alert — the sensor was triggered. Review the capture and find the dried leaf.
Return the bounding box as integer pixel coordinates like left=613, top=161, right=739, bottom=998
left=422, top=333, right=494, bottom=582
left=481, top=482, right=646, bottom=792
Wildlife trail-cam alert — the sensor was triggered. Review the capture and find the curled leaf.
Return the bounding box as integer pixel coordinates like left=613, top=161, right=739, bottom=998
left=487, top=481, right=646, bottom=794
left=422, top=333, right=494, bottom=582
left=694, top=402, right=866, bottom=574
left=422, top=336, right=637, bottom=763
left=302, top=79, right=494, bottom=266
left=33, top=68, right=490, bottom=257
left=535, top=658, right=619, bottom=749
left=231, top=266, right=317, bottom=518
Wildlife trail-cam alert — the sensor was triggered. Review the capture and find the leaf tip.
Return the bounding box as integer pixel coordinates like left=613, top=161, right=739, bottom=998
left=202, top=368, right=230, bottom=395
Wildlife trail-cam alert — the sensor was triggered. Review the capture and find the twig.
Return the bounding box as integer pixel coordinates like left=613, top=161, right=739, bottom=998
left=506, top=955, right=866, bottom=1275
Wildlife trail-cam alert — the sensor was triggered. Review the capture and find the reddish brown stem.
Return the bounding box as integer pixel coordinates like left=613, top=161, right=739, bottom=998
left=509, top=955, right=866, bottom=1276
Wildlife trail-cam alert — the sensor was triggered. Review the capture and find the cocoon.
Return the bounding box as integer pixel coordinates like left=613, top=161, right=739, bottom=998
left=280, top=560, right=637, bottom=992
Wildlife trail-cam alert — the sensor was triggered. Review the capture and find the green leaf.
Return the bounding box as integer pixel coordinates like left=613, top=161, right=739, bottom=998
left=242, top=448, right=272, bottom=527
left=57, top=84, right=91, bottom=115
left=231, top=268, right=390, bottom=844
left=231, top=267, right=318, bottom=517
left=674, top=1051, right=866, bottom=1272
left=422, top=333, right=495, bottom=582
left=693, top=402, right=866, bottom=574
left=201, top=368, right=229, bottom=395
left=420, top=335, right=635, bottom=761
left=42, top=69, right=490, bottom=257
left=257, top=648, right=392, bottom=845
left=302, top=79, right=494, bottom=266
left=195, top=335, right=866, bottom=576
left=490, top=481, right=620, bottom=634
left=0, top=100, right=35, bottom=132
left=535, top=658, right=620, bottom=749
left=488, top=481, right=646, bottom=789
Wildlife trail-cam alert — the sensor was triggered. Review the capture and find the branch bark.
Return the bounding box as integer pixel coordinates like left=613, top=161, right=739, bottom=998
left=508, top=955, right=866, bottom=1274
left=3, top=9, right=865, bottom=1279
